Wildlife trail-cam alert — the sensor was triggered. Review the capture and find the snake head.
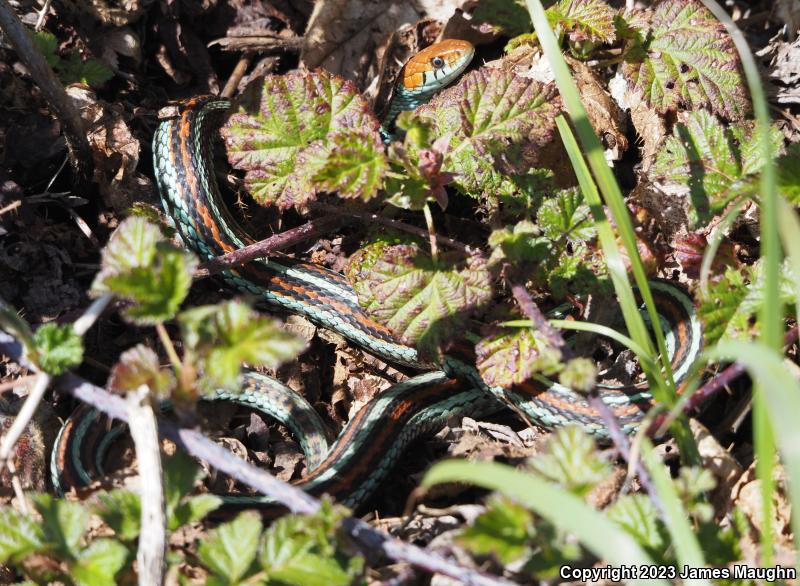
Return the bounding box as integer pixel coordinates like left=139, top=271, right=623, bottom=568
left=400, top=39, right=475, bottom=96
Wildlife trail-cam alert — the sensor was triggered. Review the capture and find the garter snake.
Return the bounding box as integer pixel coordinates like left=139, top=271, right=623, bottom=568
left=52, top=40, right=702, bottom=509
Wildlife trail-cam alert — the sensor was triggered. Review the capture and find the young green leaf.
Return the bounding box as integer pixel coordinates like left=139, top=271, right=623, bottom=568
left=71, top=539, right=129, bottom=586
left=0, top=507, right=45, bottom=563
left=31, top=493, right=89, bottom=559
left=32, top=323, right=83, bottom=375
left=198, top=512, right=262, bottom=585
left=651, top=110, right=782, bottom=226
left=528, top=426, right=610, bottom=496
left=472, top=0, right=531, bottom=37
left=91, top=217, right=197, bottom=325
left=347, top=244, right=492, bottom=358
left=32, top=31, right=59, bottom=68
left=558, top=357, right=597, bottom=393
left=94, top=490, right=142, bottom=542
left=458, top=496, right=534, bottom=564
left=108, top=344, right=175, bottom=398
left=172, top=494, right=223, bottom=529
left=536, top=187, right=595, bottom=243
left=414, top=68, right=561, bottom=199
left=259, top=502, right=362, bottom=586
left=476, top=324, right=562, bottom=388
left=161, top=452, right=209, bottom=531
left=778, top=145, right=800, bottom=205
left=549, top=0, right=617, bottom=46
left=698, top=262, right=796, bottom=345
left=606, top=494, right=666, bottom=556
left=59, top=55, right=114, bottom=88
left=621, top=0, right=749, bottom=120
left=487, top=220, right=551, bottom=267
left=223, top=70, right=385, bottom=207
left=179, top=300, right=306, bottom=389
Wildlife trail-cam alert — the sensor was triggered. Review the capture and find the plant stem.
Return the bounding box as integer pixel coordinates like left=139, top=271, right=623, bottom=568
left=422, top=202, right=438, bottom=260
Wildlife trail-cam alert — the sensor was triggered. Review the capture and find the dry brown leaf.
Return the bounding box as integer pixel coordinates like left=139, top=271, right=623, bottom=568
left=67, top=87, right=156, bottom=212
left=689, top=419, right=743, bottom=515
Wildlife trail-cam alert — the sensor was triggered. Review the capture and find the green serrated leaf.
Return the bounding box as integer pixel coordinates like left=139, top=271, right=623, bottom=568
left=30, top=323, right=82, bottom=375
left=92, top=217, right=197, bottom=325
left=528, top=426, right=610, bottom=496
left=347, top=244, right=492, bottom=358
left=487, top=220, right=550, bottom=267
left=94, top=490, right=141, bottom=542
left=108, top=344, right=174, bottom=398
left=31, top=493, right=89, bottom=558
left=606, top=494, right=666, bottom=556
left=311, top=129, right=387, bottom=202
left=476, top=324, right=563, bottom=388
left=179, top=300, right=306, bottom=390
left=459, top=496, right=533, bottom=564
left=60, top=55, right=114, bottom=88
left=223, top=70, right=385, bottom=208
left=537, top=188, right=595, bottom=243
left=162, top=452, right=203, bottom=531
left=777, top=144, right=800, bottom=205
left=172, top=494, right=223, bottom=528
left=32, top=31, right=59, bottom=68
left=198, top=511, right=262, bottom=584
left=621, top=0, right=749, bottom=119
left=259, top=503, right=361, bottom=586
left=558, top=357, right=597, bottom=392
left=651, top=110, right=782, bottom=226
left=414, top=68, right=560, bottom=200
left=550, top=0, right=617, bottom=46
left=698, top=262, right=796, bottom=345
left=71, top=539, right=129, bottom=586
left=0, top=507, right=45, bottom=563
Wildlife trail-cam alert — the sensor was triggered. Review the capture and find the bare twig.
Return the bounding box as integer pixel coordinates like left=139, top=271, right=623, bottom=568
left=127, top=386, right=166, bottom=585
left=310, top=202, right=474, bottom=254
left=0, top=0, right=93, bottom=184
left=195, top=216, right=344, bottom=279
left=221, top=51, right=254, bottom=99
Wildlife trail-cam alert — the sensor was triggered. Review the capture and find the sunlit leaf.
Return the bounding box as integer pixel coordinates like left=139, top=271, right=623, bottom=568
left=651, top=110, right=782, bottom=226
left=414, top=68, right=561, bottom=199
left=459, top=496, right=534, bottom=564
left=476, top=324, right=562, bottom=388
left=223, top=70, right=385, bottom=207
left=347, top=244, right=492, bottom=358
left=108, top=344, right=174, bottom=397
left=33, top=323, right=83, bottom=375
left=179, top=300, right=306, bottom=389
left=528, top=426, right=610, bottom=496
left=71, top=539, right=128, bottom=586
left=91, top=217, right=197, bottom=325
left=32, top=493, right=89, bottom=558
left=536, top=187, right=595, bottom=243
left=198, top=512, right=261, bottom=584
left=0, top=507, right=44, bottom=563
left=621, top=0, right=749, bottom=120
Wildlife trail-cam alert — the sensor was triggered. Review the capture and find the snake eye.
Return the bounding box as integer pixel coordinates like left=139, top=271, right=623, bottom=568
left=431, top=56, right=445, bottom=69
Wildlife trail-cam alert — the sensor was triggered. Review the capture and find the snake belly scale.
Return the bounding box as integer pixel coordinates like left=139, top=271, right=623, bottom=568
left=52, top=40, right=702, bottom=509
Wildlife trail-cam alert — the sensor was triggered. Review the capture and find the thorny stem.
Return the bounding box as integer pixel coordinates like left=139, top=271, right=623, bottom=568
left=310, top=202, right=473, bottom=254
left=422, top=202, right=439, bottom=261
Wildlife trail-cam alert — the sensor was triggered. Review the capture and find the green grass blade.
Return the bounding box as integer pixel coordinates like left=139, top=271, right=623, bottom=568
left=706, top=342, right=800, bottom=574
left=698, top=0, right=782, bottom=564
left=556, top=116, right=699, bottom=462
left=422, top=460, right=667, bottom=586
left=639, top=439, right=710, bottom=584
left=547, top=319, right=656, bottom=372
left=527, top=0, right=675, bottom=396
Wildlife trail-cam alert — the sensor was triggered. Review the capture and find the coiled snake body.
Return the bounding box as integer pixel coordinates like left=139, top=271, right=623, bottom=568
left=52, top=40, right=702, bottom=509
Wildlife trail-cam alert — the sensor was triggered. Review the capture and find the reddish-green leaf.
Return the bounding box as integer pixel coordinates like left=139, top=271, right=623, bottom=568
left=414, top=68, right=561, bottom=199
left=621, top=0, right=749, bottom=120
left=476, top=324, right=562, bottom=388
left=223, top=70, right=385, bottom=207
left=347, top=244, right=492, bottom=358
